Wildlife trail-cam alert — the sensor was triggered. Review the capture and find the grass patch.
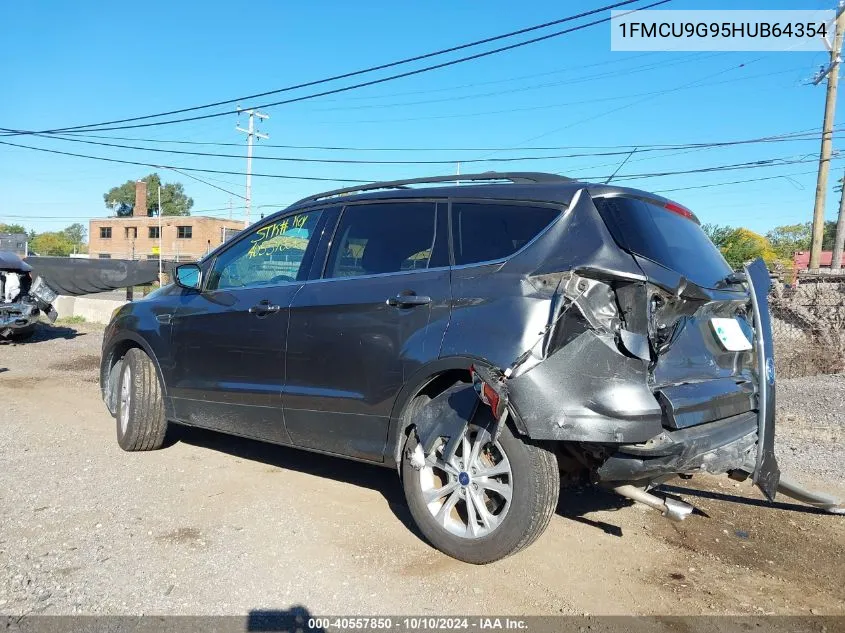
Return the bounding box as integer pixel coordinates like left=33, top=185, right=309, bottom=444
left=55, top=315, right=87, bottom=325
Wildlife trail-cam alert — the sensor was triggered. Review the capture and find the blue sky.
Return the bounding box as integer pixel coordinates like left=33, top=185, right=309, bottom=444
left=0, top=0, right=836, bottom=236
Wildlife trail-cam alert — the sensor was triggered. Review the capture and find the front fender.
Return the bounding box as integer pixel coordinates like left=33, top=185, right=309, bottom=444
left=100, top=330, right=173, bottom=418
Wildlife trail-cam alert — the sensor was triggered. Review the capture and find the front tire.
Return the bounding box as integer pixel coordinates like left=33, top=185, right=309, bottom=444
left=402, top=416, right=559, bottom=564
left=116, top=348, right=168, bottom=451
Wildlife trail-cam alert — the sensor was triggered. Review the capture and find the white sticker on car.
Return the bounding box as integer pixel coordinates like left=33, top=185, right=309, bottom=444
left=710, top=317, right=753, bottom=351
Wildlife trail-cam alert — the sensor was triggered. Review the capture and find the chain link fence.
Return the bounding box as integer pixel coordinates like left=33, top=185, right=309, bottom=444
left=770, top=274, right=845, bottom=378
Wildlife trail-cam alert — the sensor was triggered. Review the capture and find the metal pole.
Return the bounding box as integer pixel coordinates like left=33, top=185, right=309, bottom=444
left=158, top=185, right=163, bottom=280
left=832, top=173, right=845, bottom=270
left=810, top=9, right=845, bottom=271
left=236, top=108, right=269, bottom=229
left=245, top=112, right=254, bottom=228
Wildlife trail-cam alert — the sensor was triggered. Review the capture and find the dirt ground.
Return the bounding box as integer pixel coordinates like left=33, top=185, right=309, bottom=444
left=1, top=323, right=843, bottom=617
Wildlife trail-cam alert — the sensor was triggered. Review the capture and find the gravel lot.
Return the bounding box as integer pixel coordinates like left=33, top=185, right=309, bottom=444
left=1, top=323, right=843, bottom=617
left=775, top=374, right=845, bottom=482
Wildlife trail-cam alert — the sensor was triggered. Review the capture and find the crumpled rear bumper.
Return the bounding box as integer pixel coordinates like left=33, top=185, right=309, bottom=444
left=596, top=411, right=758, bottom=482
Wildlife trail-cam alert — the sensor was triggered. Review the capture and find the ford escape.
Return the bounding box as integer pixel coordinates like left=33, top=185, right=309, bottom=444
left=100, top=172, right=841, bottom=564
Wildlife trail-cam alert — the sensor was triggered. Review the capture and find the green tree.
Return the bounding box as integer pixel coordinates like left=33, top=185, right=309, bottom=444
left=766, top=222, right=811, bottom=260
left=103, top=173, right=193, bottom=217
left=30, top=231, right=75, bottom=256
left=62, top=222, right=87, bottom=250
left=701, top=223, right=735, bottom=247
left=822, top=220, right=837, bottom=250
left=766, top=221, right=838, bottom=257
left=719, top=228, right=778, bottom=269
left=0, top=223, right=27, bottom=234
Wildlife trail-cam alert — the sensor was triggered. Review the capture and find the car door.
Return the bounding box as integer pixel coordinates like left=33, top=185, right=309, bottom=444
left=285, top=200, right=451, bottom=461
left=170, top=209, right=326, bottom=443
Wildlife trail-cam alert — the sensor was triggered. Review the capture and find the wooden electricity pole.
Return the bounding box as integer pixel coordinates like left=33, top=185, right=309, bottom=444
left=832, top=175, right=845, bottom=270
left=810, top=8, right=845, bottom=271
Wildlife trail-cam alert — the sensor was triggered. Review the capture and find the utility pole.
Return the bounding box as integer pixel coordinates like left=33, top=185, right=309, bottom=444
left=158, top=185, right=163, bottom=282
left=832, top=175, right=845, bottom=270
left=236, top=107, right=269, bottom=228
left=810, top=5, right=845, bottom=271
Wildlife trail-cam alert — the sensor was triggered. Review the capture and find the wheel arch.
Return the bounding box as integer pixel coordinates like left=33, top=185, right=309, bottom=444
left=385, top=355, right=528, bottom=472
left=100, top=333, right=170, bottom=417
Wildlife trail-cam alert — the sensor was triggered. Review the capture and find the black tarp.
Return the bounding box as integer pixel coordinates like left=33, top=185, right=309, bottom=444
left=24, top=257, right=183, bottom=296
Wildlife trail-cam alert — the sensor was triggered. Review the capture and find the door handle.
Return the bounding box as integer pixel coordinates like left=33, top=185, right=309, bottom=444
left=386, top=293, right=431, bottom=307
left=249, top=301, right=281, bottom=316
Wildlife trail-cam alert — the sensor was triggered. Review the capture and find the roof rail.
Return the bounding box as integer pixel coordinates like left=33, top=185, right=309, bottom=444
left=290, top=171, right=573, bottom=207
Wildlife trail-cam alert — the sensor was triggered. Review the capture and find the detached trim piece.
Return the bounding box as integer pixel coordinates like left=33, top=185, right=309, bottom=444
left=414, top=384, right=479, bottom=462
left=744, top=258, right=780, bottom=501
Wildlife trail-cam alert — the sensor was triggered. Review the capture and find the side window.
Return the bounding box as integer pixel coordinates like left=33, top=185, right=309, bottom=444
left=325, top=202, right=442, bottom=279
left=205, top=211, right=322, bottom=291
left=451, top=202, right=560, bottom=266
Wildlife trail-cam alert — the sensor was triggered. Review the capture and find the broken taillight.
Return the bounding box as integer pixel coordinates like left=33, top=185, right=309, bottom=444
left=470, top=364, right=508, bottom=420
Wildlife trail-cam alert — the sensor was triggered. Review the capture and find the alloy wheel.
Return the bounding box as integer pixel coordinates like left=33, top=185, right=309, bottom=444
left=418, top=427, right=513, bottom=539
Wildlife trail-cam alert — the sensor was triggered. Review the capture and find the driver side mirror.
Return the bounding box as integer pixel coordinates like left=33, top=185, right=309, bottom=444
left=175, top=263, right=202, bottom=290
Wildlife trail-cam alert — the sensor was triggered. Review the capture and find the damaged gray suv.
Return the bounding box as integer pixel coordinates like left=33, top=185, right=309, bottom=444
left=100, top=172, right=842, bottom=564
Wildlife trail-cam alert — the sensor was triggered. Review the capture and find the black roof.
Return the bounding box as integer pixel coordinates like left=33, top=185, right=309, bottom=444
left=285, top=171, right=674, bottom=213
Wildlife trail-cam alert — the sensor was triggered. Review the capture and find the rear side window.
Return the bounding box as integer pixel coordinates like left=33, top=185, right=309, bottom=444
left=325, top=202, right=444, bottom=279
left=594, top=196, right=733, bottom=289
left=451, top=202, right=559, bottom=266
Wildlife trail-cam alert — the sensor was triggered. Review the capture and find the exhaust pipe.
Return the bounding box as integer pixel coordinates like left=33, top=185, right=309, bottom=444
left=613, top=484, right=694, bottom=522
left=730, top=466, right=845, bottom=514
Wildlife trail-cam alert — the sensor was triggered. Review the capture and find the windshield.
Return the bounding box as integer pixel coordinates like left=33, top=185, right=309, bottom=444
left=594, top=196, right=733, bottom=289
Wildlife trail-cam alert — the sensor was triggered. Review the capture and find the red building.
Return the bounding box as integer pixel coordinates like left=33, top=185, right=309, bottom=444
left=792, top=251, right=845, bottom=270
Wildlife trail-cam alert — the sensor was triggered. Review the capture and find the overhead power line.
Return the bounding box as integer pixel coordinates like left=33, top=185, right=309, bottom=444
left=10, top=127, right=835, bottom=166
left=302, top=65, right=803, bottom=125
left=0, top=139, right=369, bottom=183
left=1, top=0, right=670, bottom=136
left=0, top=137, right=835, bottom=184
left=162, top=166, right=246, bottom=200
left=305, top=52, right=723, bottom=113
left=478, top=56, right=767, bottom=159
left=50, top=126, right=834, bottom=153
left=651, top=166, right=843, bottom=193
left=318, top=52, right=659, bottom=104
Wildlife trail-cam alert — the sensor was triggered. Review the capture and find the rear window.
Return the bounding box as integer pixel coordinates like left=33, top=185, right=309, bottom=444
left=594, top=196, right=732, bottom=289
left=451, top=202, right=560, bottom=266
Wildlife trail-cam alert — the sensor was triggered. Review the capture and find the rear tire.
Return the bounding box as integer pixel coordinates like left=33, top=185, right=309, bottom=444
left=116, top=348, right=168, bottom=451
left=402, top=415, right=559, bottom=564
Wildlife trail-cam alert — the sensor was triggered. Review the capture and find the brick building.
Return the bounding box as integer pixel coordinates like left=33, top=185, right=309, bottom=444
left=0, top=233, right=28, bottom=256
left=88, top=181, right=243, bottom=261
